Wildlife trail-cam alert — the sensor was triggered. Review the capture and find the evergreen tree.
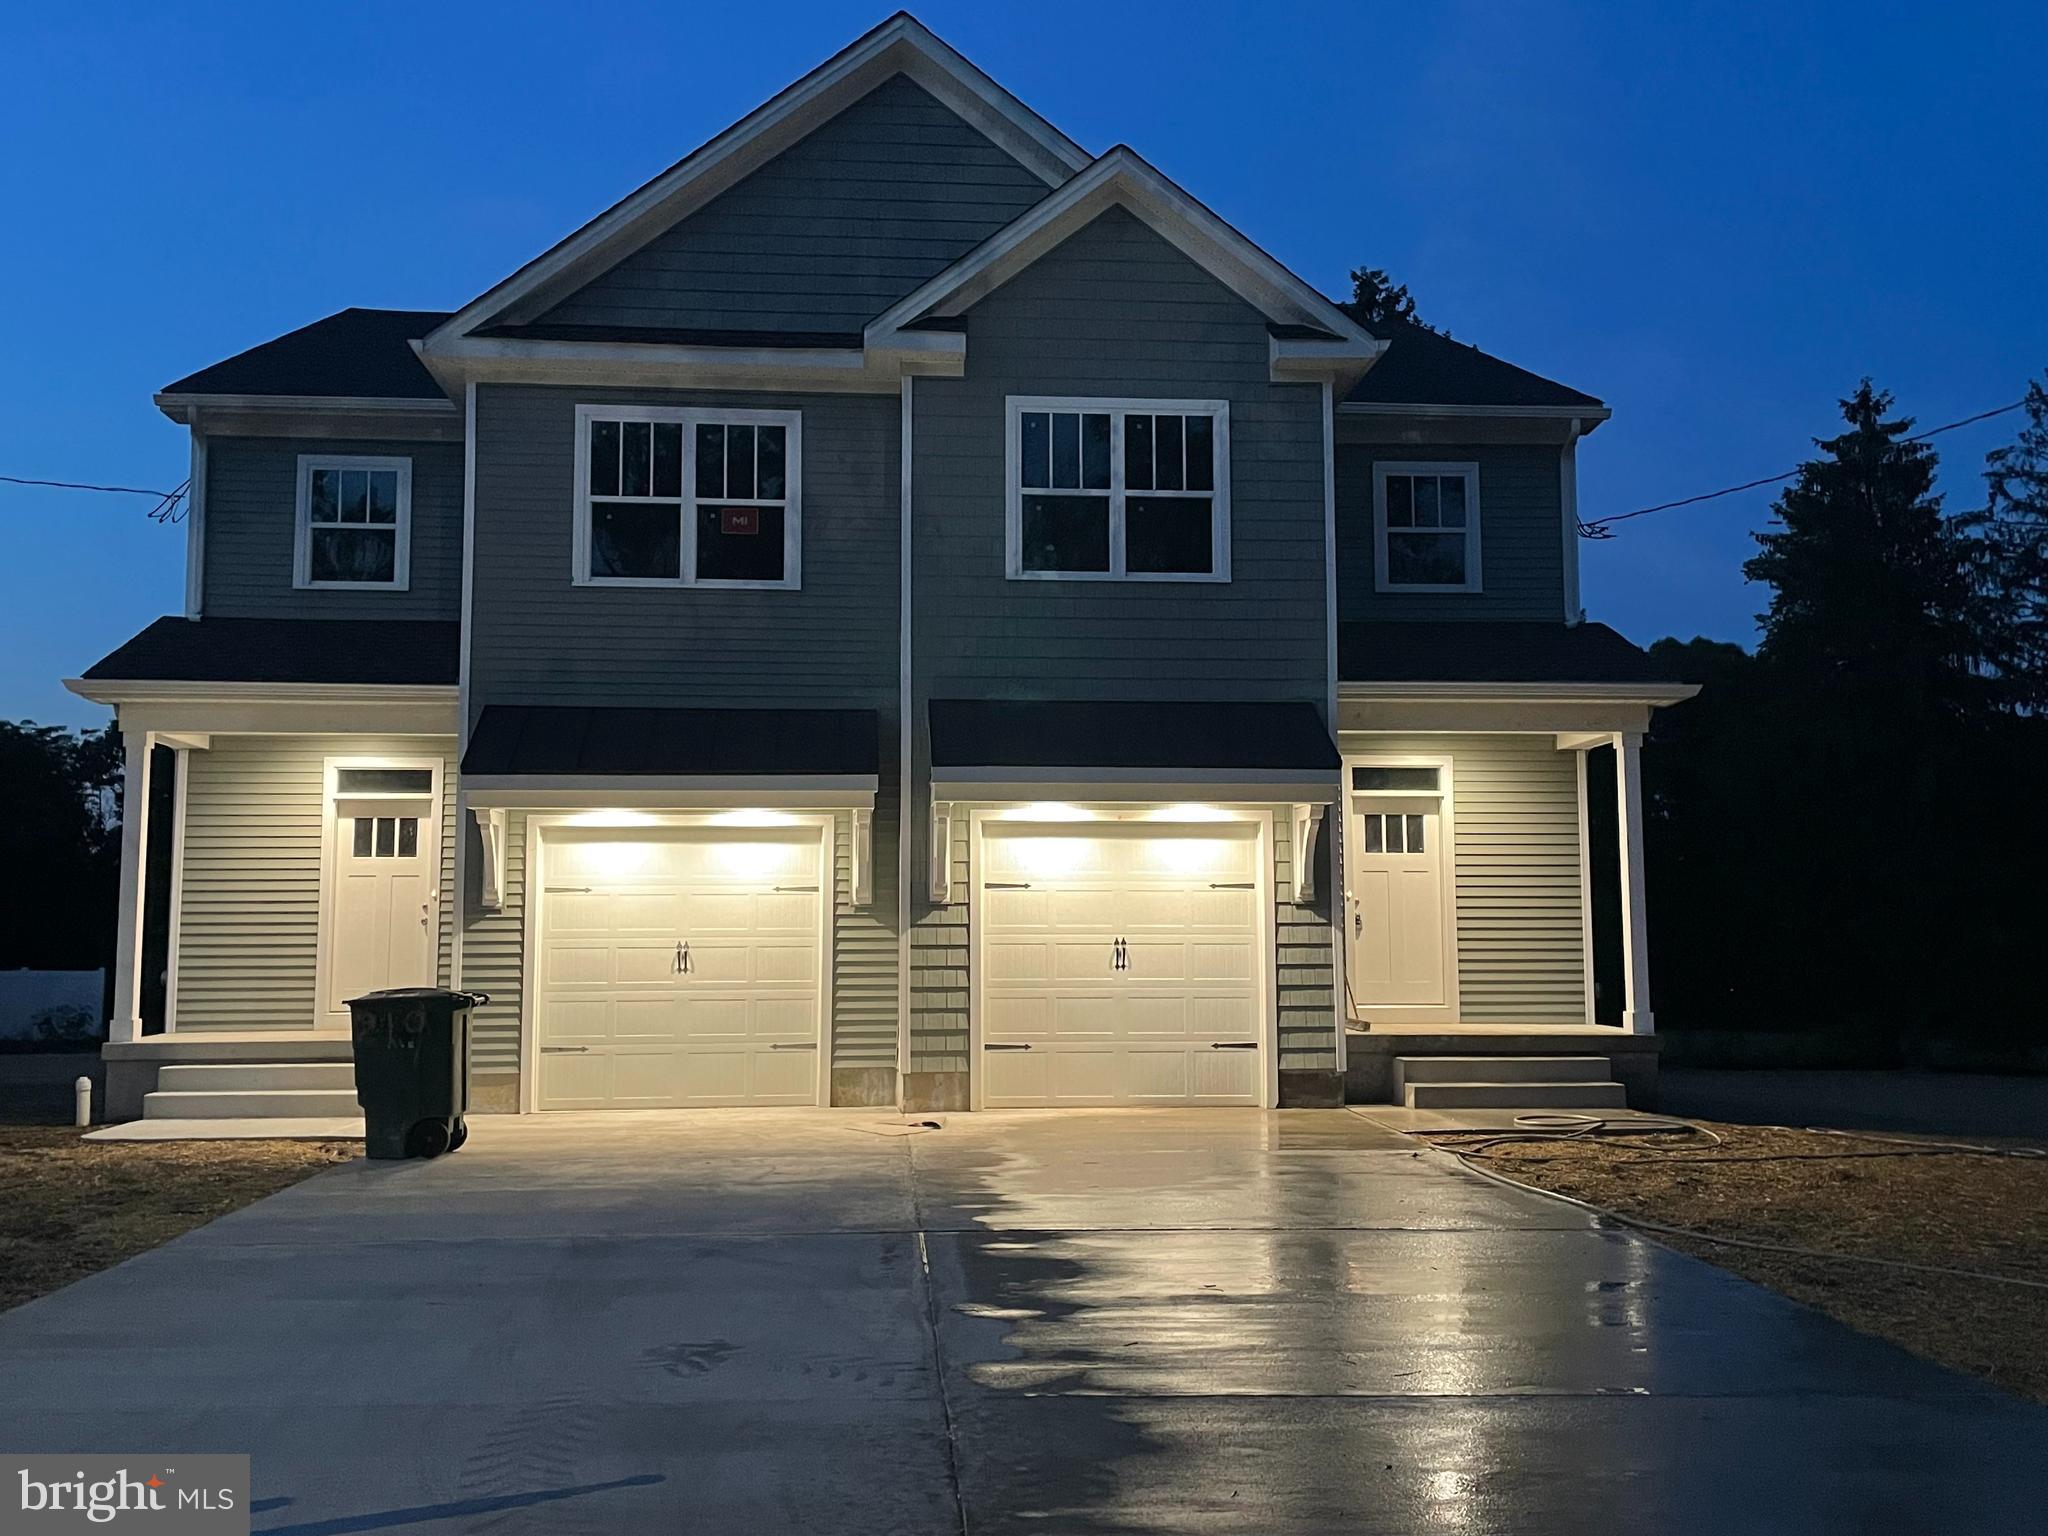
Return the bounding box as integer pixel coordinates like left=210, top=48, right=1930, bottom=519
left=1959, top=377, right=2048, bottom=712
left=1338, top=268, right=1434, bottom=332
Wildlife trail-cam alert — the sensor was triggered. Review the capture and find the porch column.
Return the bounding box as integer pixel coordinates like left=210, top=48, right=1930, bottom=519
left=1613, top=730, right=1654, bottom=1034
left=108, top=728, right=155, bottom=1044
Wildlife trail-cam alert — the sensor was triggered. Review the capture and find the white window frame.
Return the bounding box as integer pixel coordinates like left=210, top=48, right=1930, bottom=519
left=1372, top=461, right=1481, bottom=594
left=1004, top=395, right=1231, bottom=584
left=572, top=403, right=803, bottom=591
left=294, top=454, right=413, bottom=591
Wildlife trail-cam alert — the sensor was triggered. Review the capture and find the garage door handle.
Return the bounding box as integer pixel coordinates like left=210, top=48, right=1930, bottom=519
left=545, top=887, right=593, bottom=894
left=985, top=1043, right=1032, bottom=1051
left=985, top=882, right=1031, bottom=890
left=1210, top=1041, right=1259, bottom=1050
left=769, top=1042, right=818, bottom=1051
left=1209, top=882, right=1255, bottom=890
left=542, top=1046, right=589, bottom=1054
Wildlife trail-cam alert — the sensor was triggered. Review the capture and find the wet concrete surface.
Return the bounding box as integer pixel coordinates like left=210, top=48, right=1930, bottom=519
left=0, top=1107, right=2040, bottom=1533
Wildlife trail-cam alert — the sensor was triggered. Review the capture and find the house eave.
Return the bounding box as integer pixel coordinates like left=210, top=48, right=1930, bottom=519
left=1337, top=680, right=1698, bottom=706
left=154, top=392, right=460, bottom=428
left=65, top=677, right=460, bottom=708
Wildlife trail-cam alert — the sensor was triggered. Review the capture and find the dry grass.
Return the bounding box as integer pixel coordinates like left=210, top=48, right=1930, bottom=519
left=1426, top=1120, right=2048, bottom=1403
left=0, top=1126, right=356, bottom=1312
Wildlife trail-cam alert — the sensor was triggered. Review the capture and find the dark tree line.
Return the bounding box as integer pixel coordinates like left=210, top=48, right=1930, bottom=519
left=1644, top=382, right=2048, bottom=1062
left=0, top=723, right=122, bottom=974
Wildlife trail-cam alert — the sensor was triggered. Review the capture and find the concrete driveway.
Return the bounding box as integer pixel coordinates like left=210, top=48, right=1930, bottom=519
left=0, top=1109, right=2042, bottom=1534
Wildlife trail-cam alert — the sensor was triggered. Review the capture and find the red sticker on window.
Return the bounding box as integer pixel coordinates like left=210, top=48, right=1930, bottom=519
left=720, top=507, right=760, bottom=536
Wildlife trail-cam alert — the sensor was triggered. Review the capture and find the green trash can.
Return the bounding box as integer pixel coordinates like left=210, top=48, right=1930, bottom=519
left=346, top=987, right=488, bottom=1160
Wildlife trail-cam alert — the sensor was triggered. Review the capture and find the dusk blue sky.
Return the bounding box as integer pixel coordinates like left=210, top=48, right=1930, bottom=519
left=5, top=1, right=2043, bottom=728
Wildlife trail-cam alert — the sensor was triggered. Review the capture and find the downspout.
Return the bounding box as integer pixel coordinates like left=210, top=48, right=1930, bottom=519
left=1561, top=417, right=1584, bottom=625
left=184, top=426, right=207, bottom=618
left=896, top=374, right=914, bottom=1107
left=451, top=380, right=477, bottom=992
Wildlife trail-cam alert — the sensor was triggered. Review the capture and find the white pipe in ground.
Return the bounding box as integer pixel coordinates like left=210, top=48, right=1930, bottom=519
left=74, top=1075, right=92, bottom=1128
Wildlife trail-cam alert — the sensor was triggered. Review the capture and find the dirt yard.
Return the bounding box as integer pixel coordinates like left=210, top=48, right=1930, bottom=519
left=1425, top=1120, right=2048, bottom=1403
left=0, top=1126, right=356, bottom=1312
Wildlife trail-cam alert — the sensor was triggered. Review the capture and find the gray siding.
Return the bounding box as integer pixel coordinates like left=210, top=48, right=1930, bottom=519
left=911, top=206, right=1328, bottom=703
left=539, top=74, right=1050, bottom=335
left=1335, top=444, right=1567, bottom=622
left=174, top=735, right=457, bottom=1032
left=1275, top=809, right=1337, bottom=1071
left=201, top=437, right=463, bottom=620
left=469, top=385, right=899, bottom=719
left=1343, top=732, right=1588, bottom=1024
left=460, top=810, right=526, bottom=1076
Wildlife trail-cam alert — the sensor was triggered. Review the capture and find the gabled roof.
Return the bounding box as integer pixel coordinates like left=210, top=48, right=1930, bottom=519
left=160, top=309, right=449, bottom=400
left=865, top=145, right=1383, bottom=375
left=1344, top=319, right=1603, bottom=413
left=423, top=13, right=1087, bottom=353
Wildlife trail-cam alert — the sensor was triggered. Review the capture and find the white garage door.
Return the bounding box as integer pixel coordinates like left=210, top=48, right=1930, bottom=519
left=978, top=821, right=1265, bottom=1107
left=536, top=827, right=822, bottom=1109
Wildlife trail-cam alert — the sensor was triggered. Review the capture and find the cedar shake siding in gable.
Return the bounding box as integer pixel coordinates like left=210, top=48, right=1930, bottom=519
left=910, top=206, right=1328, bottom=704
left=535, top=75, right=1053, bottom=336
left=466, top=383, right=900, bottom=718
left=200, top=437, right=463, bottom=620
left=1335, top=443, right=1567, bottom=623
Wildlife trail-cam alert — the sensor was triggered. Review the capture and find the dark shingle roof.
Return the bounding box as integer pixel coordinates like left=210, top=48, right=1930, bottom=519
left=161, top=308, right=451, bottom=399
left=929, top=699, right=1338, bottom=772
left=462, top=705, right=880, bottom=778
left=1338, top=622, right=1680, bottom=686
left=83, top=617, right=460, bottom=686
left=1345, top=319, right=1601, bottom=411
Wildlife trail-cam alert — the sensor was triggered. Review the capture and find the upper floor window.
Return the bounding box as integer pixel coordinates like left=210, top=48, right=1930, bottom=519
left=1005, top=397, right=1230, bottom=582
left=295, top=455, right=411, bottom=589
left=573, top=405, right=801, bottom=589
left=1373, top=462, right=1481, bottom=593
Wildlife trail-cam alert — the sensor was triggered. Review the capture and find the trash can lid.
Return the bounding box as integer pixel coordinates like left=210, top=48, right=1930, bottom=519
left=344, top=987, right=491, bottom=1007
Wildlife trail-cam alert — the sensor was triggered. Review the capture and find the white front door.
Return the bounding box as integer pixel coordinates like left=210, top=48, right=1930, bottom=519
left=535, top=827, right=823, bottom=1109
left=324, top=799, right=438, bottom=1025
left=1346, top=795, right=1449, bottom=1011
left=978, top=821, right=1265, bottom=1107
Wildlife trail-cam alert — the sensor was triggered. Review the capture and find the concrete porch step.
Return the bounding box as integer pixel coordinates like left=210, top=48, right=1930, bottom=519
left=1393, top=1055, right=1614, bottom=1089
left=156, top=1062, right=357, bottom=1092
left=143, top=1088, right=361, bottom=1120
left=1404, top=1080, right=1629, bottom=1110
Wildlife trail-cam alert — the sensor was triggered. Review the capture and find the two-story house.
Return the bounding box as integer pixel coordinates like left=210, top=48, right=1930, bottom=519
left=73, top=14, right=1692, bottom=1125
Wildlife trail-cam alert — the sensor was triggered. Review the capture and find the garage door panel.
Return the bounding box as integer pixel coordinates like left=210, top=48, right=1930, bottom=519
left=536, top=828, right=823, bottom=1109
left=979, top=822, right=1266, bottom=1109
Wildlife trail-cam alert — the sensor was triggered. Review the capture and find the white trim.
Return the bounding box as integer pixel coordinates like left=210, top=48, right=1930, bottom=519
left=896, top=374, right=914, bottom=1099
left=313, top=754, right=445, bottom=1033
left=929, top=769, right=1339, bottom=806
left=929, top=802, right=952, bottom=905
left=1290, top=803, right=1325, bottom=902
left=1339, top=752, right=1461, bottom=1026
left=109, top=731, right=154, bottom=1044
left=156, top=392, right=458, bottom=426
left=425, top=15, right=1086, bottom=351
left=419, top=337, right=887, bottom=397
left=1372, top=460, right=1481, bottom=594
left=851, top=807, right=874, bottom=909
left=571, top=404, right=802, bottom=590
left=1340, top=401, right=1611, bottom=423
left=184, top=430, right=207, bottom=618
left=459, top=383, right=477, bottom=731
left=1561, top=419, right=1584, bottom=623
left=162, top=744, right=191, bottom=1034
left=68, top=679, right=457, bottom=707
left=519, top=812, right=838, bottom=1112
left=462, top=777, right=876, bottom=810
left=1613, top=731, right=1654, bottom=1034
left=1574, top=746, right=1597, bottom=1029
left=472, top=806, right=507, bottom=910
left=1003, top=396, right=1231, bottom=583
left=964, top=806, right=1280, bottom=1111
left=1320, top=381, right=1338, bottom=725
left=1339, top=680, right=1699, bottom=705
left=293, top=454, right=413, bottom=591
left=868, top=147, right=1382, bottom=375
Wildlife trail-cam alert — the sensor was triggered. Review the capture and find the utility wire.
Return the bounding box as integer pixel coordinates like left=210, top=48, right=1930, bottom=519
left=0, top=473, right=189, bottom=523
left=1578, top=398, right=2030, bottom=539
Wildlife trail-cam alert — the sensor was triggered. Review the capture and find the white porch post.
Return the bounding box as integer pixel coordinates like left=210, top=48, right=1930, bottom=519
left=109, top=729, right=155, bottom=1044
left=1613, top=730, right=1654, bottom=1034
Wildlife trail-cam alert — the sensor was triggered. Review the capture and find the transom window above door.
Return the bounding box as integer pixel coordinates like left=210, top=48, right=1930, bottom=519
left=574, top=406, right=801, bottom=589
left=295, top=455, right=411, bottom=589
left=1373, top=462, right=1481, bottom=593
left=1006, top=397, right=1230, bottom=581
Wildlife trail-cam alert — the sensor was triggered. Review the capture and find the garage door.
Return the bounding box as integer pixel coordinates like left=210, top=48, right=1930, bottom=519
left=536, top=826, right=822, bottom=1109
left=978, top=821, right=1265, bottom=1107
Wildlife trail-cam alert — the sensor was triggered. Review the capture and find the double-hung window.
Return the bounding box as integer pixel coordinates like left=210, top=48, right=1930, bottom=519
left=1373, top=462, right=1481, bottom=592
left=574, top=405, right=801, bottom=588
left=1005, top=397, right=1230, bottom=581
left=295, top=455, right=411, bottom=589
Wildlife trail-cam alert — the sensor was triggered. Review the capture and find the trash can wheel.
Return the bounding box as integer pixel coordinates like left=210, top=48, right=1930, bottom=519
left=405, top=1118, right=453, bottom=1159
left=448, top=1117, right=469, bottom=1152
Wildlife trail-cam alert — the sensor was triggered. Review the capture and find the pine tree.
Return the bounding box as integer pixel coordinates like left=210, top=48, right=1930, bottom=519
left=1958, top=378, right=2048, bottom=712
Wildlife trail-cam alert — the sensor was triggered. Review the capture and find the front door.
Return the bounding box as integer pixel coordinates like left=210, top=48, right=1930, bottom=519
left=323, top=796, right=438, bottom=1027
left=1346, top=795, right=1449, bottom=1012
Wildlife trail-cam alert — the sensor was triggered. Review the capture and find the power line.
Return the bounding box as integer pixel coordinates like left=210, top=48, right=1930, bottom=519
left=1578, top=398, right=2030, bottom=539
left=0, top=473, right=189, bottom=523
